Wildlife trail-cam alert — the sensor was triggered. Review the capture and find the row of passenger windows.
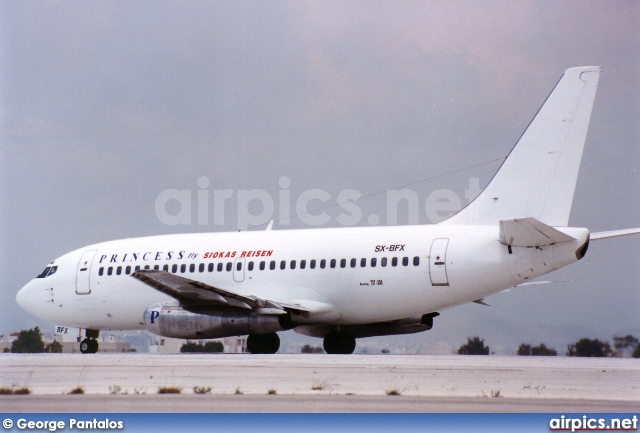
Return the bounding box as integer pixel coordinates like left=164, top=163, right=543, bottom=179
left=98, top=256, right=421, bottom=276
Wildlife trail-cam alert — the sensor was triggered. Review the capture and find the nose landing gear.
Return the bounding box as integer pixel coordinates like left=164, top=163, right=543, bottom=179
left=79, top=329, right=99, bottom=354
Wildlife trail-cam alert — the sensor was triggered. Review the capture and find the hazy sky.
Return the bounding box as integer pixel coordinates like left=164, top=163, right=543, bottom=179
left=1, top=1, right=638, bottom=354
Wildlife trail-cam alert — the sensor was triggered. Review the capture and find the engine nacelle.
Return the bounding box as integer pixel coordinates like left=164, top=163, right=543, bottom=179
left=295, top=312, right=440, bottom=339
left=143, top=303, right=293, bottom=339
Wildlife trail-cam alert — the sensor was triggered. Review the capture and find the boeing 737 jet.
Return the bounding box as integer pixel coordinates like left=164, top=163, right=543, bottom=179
left=16, top=67, right=640, bottom=354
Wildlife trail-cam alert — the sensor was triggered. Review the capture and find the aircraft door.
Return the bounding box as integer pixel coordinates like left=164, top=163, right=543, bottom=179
left=429, top=238, right=450, bottom=286
left=76, top=249, right=98, bottom=295
left=233, top=257, right=245, bottom=282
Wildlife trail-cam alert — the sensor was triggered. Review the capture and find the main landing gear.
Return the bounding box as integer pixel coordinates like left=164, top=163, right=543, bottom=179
left=246, top=332, right=280, bottom=354
left=323, top=331, right=356, bottom=355
left=79, top=329, right=99, bottom=354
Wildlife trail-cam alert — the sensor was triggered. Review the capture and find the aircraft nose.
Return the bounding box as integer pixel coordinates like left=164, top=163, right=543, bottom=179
left=16, top=280, right=39, bottom=315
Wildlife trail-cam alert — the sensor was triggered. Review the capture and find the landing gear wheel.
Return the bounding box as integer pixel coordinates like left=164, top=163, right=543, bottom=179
left=80, top=338, right=99, bottom=354
left=323, top=331, right=356, bottom=354
left=246, top=333, right=280, bottom=354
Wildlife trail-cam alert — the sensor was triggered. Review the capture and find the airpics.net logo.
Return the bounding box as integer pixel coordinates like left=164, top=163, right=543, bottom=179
left=154, top=176, right=482, bottom=229
left=549, top=415, right=638, bottom=432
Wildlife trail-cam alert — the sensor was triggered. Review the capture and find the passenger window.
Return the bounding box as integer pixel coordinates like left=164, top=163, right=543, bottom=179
left=236, top=261, right=242, bottom=271
left=135, top=265, right=141, bottom=271
left=290, top=260, right=296, bottom=270
left=360, top=258, right=366, bottom=267
left=107, top=267, right=113, bottom=276
left=163, top=264, right=169, bottom=272
left=217, top=263, right=223, bottom=272
left=320, top=259, right=326, bottom=269
left=371, top=258, right=377, bottom=267
left=98, top=267, right=104, bottom=276
left=310, top=260, right=316, bottom=269
left=153, top=265, right=159, bottom=271
left=189, top=264, right=195, bottom=273
left=280, top=260, right=286, bottom=270
left=392, top=257, right=398, bottom=267
left=330, top=259, right=336, bottom=268
left=270, top=261, right=276, bottom=270
left=126, top=266, right=131, bottom=275
left=226, top=262, right=232, bottom=272
left=413, top=256, right=420, bottom=266
left=248, top=262, right=254, bottom=271
left=37, top=267, right=51, bottom=278
left=116, top=266, right=122, bottom=275
left=260, top=261, right=265, bottom=271
left=180, top=264, right=186, bottom=273
left=199, top=263, right=205, bottom=272
left=300, top=260, right=306, bottom=269
left=172, top=264, right=178, bottom=273
left=340, top=259, right=346, bottom=268
left=350, top=258, right=356, bottom=268
left=381, top=257, right=387, bottom=267
left=208, top=263, right=214, bottom=272
left=402, top=257, right=409, bottom=266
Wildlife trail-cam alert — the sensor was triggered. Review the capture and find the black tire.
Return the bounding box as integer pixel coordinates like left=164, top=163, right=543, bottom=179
left=80, top=339, right=91, bottom=354
left=89, top=339, right=99, bottom=353
left=247, top=333, right=280, bottom=354
left=323, top=331, right=356, bottom=355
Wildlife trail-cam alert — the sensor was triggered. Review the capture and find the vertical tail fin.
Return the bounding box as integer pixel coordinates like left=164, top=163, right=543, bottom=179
left=443, top=66, right=601, bottom=226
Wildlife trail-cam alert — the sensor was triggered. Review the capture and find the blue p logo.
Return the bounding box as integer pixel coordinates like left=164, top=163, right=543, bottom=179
left=150, top=311, right=160, bottom=323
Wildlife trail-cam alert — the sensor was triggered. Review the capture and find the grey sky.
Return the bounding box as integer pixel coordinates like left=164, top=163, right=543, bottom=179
left=1, top=1, right=638, bottom=353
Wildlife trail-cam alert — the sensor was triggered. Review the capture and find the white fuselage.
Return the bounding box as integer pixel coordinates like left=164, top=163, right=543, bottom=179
left=16, top=223, right=589, bottom=331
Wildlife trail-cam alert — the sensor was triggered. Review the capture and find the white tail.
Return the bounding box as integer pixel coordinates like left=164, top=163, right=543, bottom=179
left=443, top=66, right=601, bottom=227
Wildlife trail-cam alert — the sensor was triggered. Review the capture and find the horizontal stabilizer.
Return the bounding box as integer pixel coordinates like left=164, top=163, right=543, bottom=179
left=499, top=217, right=576, bottom=247
left=591, top=228, right=640, bottom=240
left=515, top=279, right=572, bottom=287
left=473, top=298, right=490, bottom=306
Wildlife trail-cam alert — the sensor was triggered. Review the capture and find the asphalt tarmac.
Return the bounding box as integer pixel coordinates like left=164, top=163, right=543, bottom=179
left=1, top=354, right=638, bottom=412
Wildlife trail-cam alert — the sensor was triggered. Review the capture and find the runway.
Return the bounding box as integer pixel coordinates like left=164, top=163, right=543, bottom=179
left=1, top=354, right=638, bottom=412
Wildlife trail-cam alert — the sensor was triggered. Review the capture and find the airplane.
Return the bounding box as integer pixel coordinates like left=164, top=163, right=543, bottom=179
left=16, top=66, right=640, bottom=354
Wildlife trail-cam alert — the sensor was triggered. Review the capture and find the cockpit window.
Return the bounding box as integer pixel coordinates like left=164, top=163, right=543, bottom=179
left=36, top=266, right=58, bottom=278
left=36, top=267, right=51, bottom=278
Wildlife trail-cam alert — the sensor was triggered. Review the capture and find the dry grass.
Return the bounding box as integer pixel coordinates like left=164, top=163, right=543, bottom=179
left=0, top=387, right=31, bottom=395
left=158, top=386, right=182, bottom=394
left=193, top=386, right=212, bottom=395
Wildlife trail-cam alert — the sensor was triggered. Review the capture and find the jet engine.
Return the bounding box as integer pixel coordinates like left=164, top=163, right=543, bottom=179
left=295, top=312, right=439, bottom=339
left=143, top=302, right=294, bottom=339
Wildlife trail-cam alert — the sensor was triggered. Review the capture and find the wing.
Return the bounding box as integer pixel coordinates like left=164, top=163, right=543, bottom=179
left=131, top=269, right=309, bottom=316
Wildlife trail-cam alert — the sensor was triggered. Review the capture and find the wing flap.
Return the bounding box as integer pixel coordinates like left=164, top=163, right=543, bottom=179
left=131, top=270, right=309, bottom=314
left=499, top=217, right=576, bottom=247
